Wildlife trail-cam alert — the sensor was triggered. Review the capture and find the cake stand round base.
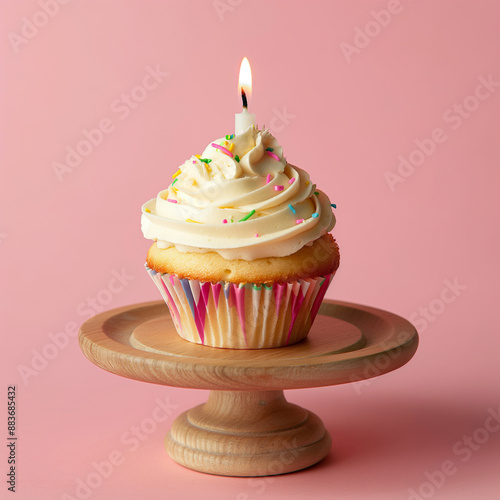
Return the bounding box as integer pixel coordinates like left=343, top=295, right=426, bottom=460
left=79, top=299, right=418, bottom=477
left=165, top=390, right=331, bottom=476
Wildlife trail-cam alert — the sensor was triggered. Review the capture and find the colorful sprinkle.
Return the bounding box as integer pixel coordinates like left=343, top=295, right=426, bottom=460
left=225, top=134, right=234, bottom=140
left=266, top=151, right=280, bottom=161
left=288, top=204, right=296, bottom=214
left=255, top=233, right=259, bottom=237
left=172, top=169, right=181, bottom=178
left=186, top=218, right=203, bottom=224
left=265, top=147, right=274, bottom=152
left=195, top=155, right=201, bottom=158
left=212, top=143, right=234, bottom=157
left=296, top=219, right=305, bottom=224
left=305, top=180, right=310, bottom=185
left=331, top=204, right=337, bottom=209
left=172, top=178, right=178, bottom=185
left=222, top=219, right=228, bottom=224
left=311, top=212, right=319, bottom=218
left=238, top=209, right=256, bottom=222
left=266, top=174, right=272, bottom=184
left=234, top=155, right=240, bottom=162
left=192, top=160, right=196, bottom=164
left=314, top=191, right=319, bottom=195
left=167, top=199, right=177, bottom=203
left=289, top=177, right=295, bottom=184
left=199, top=158, right=212, bottom=163
left=274, top=185, right=284, bottom=191
left=145, top=208, right=151, bottom=213
left=228, top=142, right=234, bottom=152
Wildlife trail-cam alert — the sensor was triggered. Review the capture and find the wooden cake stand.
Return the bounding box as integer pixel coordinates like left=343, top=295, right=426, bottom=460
left=79, top=299, right=418, bottom=477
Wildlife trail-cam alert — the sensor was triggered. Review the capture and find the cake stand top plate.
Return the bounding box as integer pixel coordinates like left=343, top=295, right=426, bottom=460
left=79, top=300, right=418, bottom=391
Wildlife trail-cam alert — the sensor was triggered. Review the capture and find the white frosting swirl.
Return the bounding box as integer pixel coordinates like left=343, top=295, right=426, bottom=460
left=141, top=127, right=335, bottom=260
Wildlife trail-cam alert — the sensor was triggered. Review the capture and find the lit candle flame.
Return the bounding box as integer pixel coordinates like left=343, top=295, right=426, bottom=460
left=239, top=57, right=252, bottom=100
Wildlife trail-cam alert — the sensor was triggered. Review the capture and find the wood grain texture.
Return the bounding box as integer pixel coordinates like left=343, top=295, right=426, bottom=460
left=166, top=390, right=331, bottom=476
left=78, top=299, right=418, bottom=391
left=78, top=299, right=418, bottom=476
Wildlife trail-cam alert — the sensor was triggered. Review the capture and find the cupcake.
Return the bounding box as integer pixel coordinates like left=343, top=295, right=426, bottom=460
left=141, top=126, right=339, bottom=349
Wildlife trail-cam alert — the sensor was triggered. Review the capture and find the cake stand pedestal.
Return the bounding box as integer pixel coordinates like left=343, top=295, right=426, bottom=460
left=79, top=299, right=418, bottom=477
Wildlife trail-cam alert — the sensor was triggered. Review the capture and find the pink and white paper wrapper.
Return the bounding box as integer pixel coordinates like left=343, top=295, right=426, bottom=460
left=146, top=264, right=333, bottom=349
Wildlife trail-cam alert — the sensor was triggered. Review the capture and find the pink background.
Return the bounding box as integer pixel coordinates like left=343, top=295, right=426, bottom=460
left=1, top=0, right=500, bottom=499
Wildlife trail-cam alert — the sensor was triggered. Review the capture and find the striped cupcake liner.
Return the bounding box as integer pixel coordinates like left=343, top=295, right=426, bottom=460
left=145, top=264, right=333, bottom=349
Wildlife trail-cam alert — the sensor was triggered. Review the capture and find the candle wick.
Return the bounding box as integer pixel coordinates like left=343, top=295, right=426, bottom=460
left=241, top=88, right=248, bottom=110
